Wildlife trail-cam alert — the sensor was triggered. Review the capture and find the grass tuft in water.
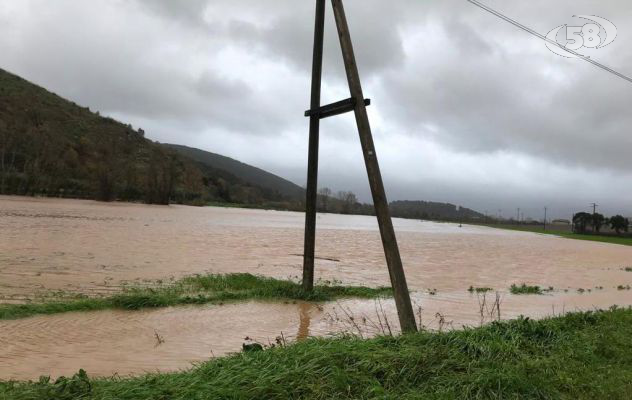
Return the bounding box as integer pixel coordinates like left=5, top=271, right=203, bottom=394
left=510, top=283, right=544, bottom=295
left=2, top=307, right=632, bottom=399
left=0, top=274, right=391, bottom=320
left=468, top=286, right=494, bottom=293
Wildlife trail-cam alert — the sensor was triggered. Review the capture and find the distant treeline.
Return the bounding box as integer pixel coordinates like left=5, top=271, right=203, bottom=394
left=389, top=200, right=485, bottom=221
left=312, top=188, right=486, bottom=221
left=572, top=212, right=630, bottom=236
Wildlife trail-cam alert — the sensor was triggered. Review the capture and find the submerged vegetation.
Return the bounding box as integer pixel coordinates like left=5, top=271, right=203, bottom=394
left=468, top=286, right=494, bottom=293
left=2, top=308, right=632, bottom=399
left=509, top=283, right=546, bottom=295
left=0, top=273, right=391, bottom=321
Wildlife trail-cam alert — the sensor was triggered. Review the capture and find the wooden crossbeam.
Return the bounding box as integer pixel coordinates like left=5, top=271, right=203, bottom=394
left=304, top=98, right=371, bottom=119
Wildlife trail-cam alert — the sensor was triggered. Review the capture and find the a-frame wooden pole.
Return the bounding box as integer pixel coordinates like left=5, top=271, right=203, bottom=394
left=302, top=0, right=326, bottom=292
left=330, top=0, right=417, bottom=332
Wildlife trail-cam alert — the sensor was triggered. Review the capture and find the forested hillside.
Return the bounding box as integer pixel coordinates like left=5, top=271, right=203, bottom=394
left=165, top=144, right=304, bottom=200
left=0, top=68, right=302, bottom=207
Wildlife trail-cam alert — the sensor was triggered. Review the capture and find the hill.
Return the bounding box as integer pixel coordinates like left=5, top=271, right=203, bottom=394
left=0, top=68, right=302, bottom=207
left=164, top=144, right=304, bottom=200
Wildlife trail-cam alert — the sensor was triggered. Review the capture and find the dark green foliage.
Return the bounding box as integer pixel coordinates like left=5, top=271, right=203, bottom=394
left=242, top=343, right=264, bottom=353
left=610, top=215, right=630, bottom=235
left=3, top=308, right=632, bottom=399
left=573, top=212, right=608, bottom=234
left=573, top=212, right=593, bottom=234
left=0, top=273, right=392, bottom=320
left=165, top=144, right=305, bottom=201
left=468, top=286, right=493, bottom=293
left=18, top=370, right=93, bottom=400
left=0, top=68, right=187, bottom=204
left=592, top=213, right=606, bottom=233
left=510, top=284, right=543, bottom=295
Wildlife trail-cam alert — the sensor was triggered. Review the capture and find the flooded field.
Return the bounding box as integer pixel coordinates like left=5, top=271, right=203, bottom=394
left=2, top=195, right=632, bottom=380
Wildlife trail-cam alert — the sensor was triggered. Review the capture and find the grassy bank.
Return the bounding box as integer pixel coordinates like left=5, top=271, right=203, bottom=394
left=477, top=223, right=632, bottom=246
left=0, top=273, right=391, bottom=321
left=2, top=307, right=631, bottom=399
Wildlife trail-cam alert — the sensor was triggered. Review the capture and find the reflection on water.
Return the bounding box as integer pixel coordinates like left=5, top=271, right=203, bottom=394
left=2, top=195, right=632, bottom=380
left=297, top=302, right=316, bottom=340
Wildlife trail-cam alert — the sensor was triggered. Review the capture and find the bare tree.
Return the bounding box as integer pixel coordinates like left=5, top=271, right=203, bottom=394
left=337, top=191, right=358, bottom=214
left=318, top=187, right=332, bottom=211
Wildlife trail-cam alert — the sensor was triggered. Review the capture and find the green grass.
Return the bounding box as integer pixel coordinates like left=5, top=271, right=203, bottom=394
left=0, top=273, right=391, bottom=321
left=468, top=286, right=494, bottom=293
left=510, top=283, right=544, bottom=295
left=477, top=224, right=632, bottom=247
left=2, top=307, right=632, bottom=399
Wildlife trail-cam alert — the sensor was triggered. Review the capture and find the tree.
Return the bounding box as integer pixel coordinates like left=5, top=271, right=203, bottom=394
left=573, top=212, right=592, bottom=234
left=145, top=150, right=179, bottom=205
left=337, top=191, right=358, bottom=214
left=609, top=215, right=630, bottom=235
left=592, top=213, right=605, bottom=233
left=0, top=119, right=11, bottom=194
left=318, top=187, right=332, bottom=212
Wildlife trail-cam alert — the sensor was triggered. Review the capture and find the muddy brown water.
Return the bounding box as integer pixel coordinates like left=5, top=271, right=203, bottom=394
left=1, top=195, right=632, bottom=380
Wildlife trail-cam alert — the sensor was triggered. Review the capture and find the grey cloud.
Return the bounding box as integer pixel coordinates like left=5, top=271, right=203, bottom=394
left=135, top=0, right=408, bottom=79
left=133, top=0, right=210, bottom=24
left=1, top=0, right=294, bottom=136
left=377, top=0, right=632, bottom=172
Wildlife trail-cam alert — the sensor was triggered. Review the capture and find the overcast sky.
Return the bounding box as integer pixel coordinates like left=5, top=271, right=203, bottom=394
left=1, top=0, right=631, bottom=219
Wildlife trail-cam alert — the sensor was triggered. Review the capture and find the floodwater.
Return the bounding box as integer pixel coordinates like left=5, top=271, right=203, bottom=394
left=1, top=195, right=632, bottom=380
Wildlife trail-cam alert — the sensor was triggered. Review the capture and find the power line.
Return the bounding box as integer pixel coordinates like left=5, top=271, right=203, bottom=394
left=467, top=0, right=632, bottom=85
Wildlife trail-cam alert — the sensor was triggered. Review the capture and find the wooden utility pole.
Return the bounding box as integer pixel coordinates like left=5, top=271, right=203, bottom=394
left=302, top=0, right=326, bottom=292
left=302, top=0, right=417, bottom=333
